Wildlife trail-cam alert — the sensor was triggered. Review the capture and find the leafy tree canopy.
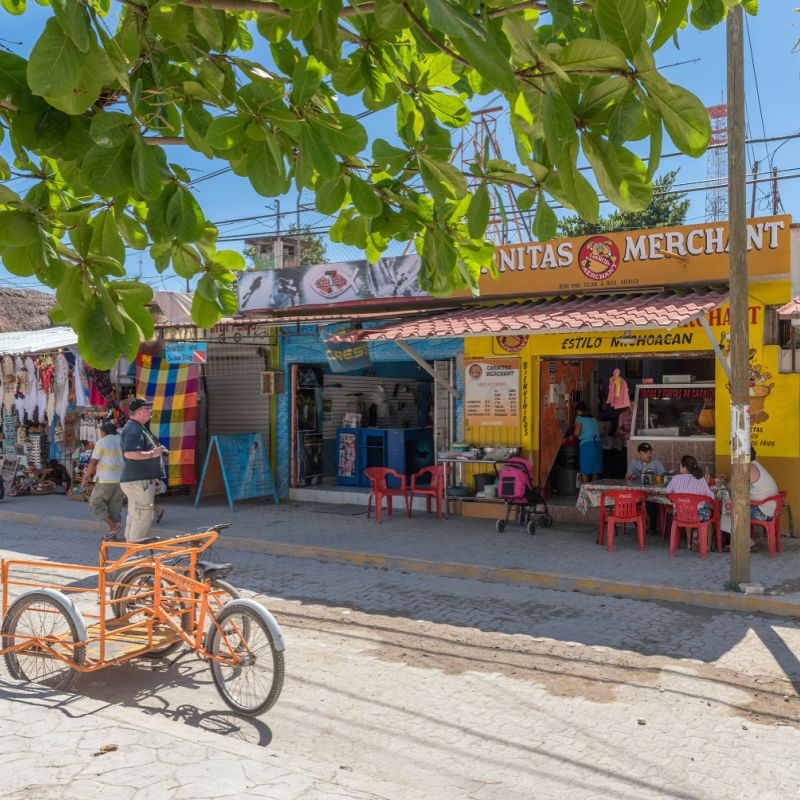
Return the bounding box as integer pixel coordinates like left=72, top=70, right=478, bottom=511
left=557, top=169, right=690, bottom=237
left=0, top=0, right=757, bottom=367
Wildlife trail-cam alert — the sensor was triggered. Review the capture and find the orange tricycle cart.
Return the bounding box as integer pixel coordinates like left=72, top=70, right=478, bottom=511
left=0, top=528, right=284, bottom=716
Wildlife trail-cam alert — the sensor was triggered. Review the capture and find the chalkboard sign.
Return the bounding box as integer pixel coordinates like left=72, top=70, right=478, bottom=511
left=194, top=433, right=278, bottom=510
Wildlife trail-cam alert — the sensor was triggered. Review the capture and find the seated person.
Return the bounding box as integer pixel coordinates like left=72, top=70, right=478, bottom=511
left=625, top=442, right=665, bottom=481
left=625, top=442, right=665, bottom=534
left=720, top=446, right=778, bottom=551
left=665, top=455, right=716, bottom=550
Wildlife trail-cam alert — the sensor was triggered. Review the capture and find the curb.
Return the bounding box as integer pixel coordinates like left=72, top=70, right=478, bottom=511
left=2, top=509, right=799, bottom=619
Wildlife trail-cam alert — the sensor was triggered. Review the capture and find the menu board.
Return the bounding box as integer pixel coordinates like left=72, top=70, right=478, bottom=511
left=465, top=358, right=520, bottom=427
left=194, top=433, right=278, bottom=510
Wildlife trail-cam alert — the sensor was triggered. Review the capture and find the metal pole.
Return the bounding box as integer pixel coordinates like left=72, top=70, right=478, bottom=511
left=772, top=166, right=779, bottom=215
left=727, top=6, right=750, bottom=585
left=749, top=161, right=758, bottom=218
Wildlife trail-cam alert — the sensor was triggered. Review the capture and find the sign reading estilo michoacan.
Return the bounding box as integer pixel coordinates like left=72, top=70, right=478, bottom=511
left=479, top=215, right=790, bottom=296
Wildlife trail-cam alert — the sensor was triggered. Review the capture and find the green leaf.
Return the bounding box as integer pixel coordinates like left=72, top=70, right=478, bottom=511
left=90, top=209, right=126, bottom=265
left=349, top=176, right=383, bottom=218
left=206, top=116, right=249, bottom=150
left=115, top=210, right=149, bottom=250
left=51, top=0, right=91, bottom=53
left=555, top=39, right=630, bottom=72
left=166, top=186, right=205, bottom=242
left=96, top=283, right=127, bottom=334
left=28, top=19, right=109, bottom=115
left=246, top=134, right=290, bottom=196
left=82, top=141, right=134, bottom=197
left=56, top=264, right=92, bottom=330
left=533, top=195, right=558, bottom=242
left=450, top=34, right=516, bottom=95
left=90, top=112, right=131, bottom=148
left=131, top=137, right=163, bottom=200
left=581, top=133, right=651, bottom=212
left=315, top=174, right=347, bottom=214
left=301, top=123, right=340, bottom=179
left=417, top=154, right=467, bottom=204
left=290, top=55, right=325, bottom=107
left=0, top=210, right=39, bottom=246
left=576, top=77, right=632, bottom=127
left=1, top=0, right=26, bottom=16
left=172, top=245, right=202, bottom=279
left=372, top=139, right=408, bottom=175
left=146, top=183, right=178, bottom=242
left=595, top=0, right=646, bottom=60
left=543, top=92, right=577, bottom=164
left=640, top=73, right=711, bottom=157
left=316, top=113, right=367, bottom=156
left=192, top=7, right=225, bottom=51
left=113, top=280, right=155, bottom=307
left=651, top=0, right=690, bottom=51
left=553, top=147, right=600, bottom=222
left=119, top=297, right=155, bottom=342
left=422, top=91, right=470, bottom=127
left=2, top=243, right=40, bottom=276
left=466, top=183, right=490, bottom=239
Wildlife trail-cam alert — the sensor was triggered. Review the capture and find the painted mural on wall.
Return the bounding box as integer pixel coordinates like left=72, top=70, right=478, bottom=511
left=238, top=255, right=425, bottom=312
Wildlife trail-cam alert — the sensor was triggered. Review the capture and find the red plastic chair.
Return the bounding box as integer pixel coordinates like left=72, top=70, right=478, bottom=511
left=667, top=493, right=721, bottom=559
left=407, top=465, right=448, bottom=518
left=365, top=467, right=408, bottom=523
left=750, top=491, right=786, bottom=557
left=598, top=490, right=646, bottom=552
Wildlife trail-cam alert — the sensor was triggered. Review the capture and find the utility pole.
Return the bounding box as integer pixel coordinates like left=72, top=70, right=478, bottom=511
left=727, top=5, right=750, bottom=584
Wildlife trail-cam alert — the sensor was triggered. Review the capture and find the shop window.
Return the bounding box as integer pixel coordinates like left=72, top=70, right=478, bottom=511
left=762, top=305, right=781, bottom=346
left=777, top=313, right=800, bottom=373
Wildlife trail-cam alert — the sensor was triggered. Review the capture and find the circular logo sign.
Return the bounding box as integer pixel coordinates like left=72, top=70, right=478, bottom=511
left=468, top=363, right=483, bottom=379
left=578, top=236, right=620, bottom=281
left=496, top=335, right=529, bottom=353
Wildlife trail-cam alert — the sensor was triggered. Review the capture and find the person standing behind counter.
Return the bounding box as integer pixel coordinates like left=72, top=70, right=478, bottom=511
left=572, top=401, right=603, bottom=484
left=119, top=397, right=168, bottom=542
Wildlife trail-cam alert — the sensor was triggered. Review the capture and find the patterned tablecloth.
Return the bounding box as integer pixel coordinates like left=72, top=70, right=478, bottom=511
left=576, top=479, right=731, bottom=516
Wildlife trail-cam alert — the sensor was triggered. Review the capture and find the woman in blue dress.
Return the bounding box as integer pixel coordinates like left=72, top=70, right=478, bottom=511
left=573, top=401, right=603, bottom=484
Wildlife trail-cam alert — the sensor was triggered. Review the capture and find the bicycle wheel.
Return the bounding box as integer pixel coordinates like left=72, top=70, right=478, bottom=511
left=1, top=592, right=85, bottom=691
left=207, top=603, right=284, bottom=716
left=111, top=566, right=189, bottom=657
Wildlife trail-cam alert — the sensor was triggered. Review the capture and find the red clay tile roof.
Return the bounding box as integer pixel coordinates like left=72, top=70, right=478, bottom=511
left=331, top=289, right=728, bottom=342
left=777, top=296, right=800, bottom=318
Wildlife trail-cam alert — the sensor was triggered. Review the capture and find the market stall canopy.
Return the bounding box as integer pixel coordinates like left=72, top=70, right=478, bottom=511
left=327, top=289, right=729, bottom=343
left=777, top=296, right=800, bottom=319
left=0, top=325, right=77, bottom=355
left=0, top=288, right=56, bottom=333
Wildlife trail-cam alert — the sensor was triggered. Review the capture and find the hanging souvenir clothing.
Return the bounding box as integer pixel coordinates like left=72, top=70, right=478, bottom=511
left=88, top=369, right=114, bottom=406
left=73, top=353, right=89, bottom=407
left=54, top=353, right=70, bottom=423
left=13, top=356, right=26, bottom=420
left=23, top=356, right=40, bottom=422
left=605, top=368, right=631, bottom=409
left=2, top=355, right=15, bottom=414
left=38, top=355, right=55, bottom=422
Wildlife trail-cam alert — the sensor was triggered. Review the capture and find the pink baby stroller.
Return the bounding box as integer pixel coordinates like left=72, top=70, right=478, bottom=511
left=495, top=457, right=553, bottom=535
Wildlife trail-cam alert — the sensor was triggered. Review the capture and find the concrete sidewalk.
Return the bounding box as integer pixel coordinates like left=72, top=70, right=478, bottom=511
left=1, top=489, right=800, bottom=616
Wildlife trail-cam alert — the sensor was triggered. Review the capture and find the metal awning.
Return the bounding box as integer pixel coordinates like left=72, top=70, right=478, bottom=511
left=0, top=326, right=78, bottom=355
left=328, top=289, right=728, bottom=343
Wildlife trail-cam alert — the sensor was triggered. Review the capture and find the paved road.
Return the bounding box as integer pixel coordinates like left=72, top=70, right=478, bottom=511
left=3, top=521, right=800, bottom=798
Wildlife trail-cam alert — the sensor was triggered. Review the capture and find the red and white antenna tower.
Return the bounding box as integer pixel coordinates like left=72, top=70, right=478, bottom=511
left=705, top=104, right=728, bottom=222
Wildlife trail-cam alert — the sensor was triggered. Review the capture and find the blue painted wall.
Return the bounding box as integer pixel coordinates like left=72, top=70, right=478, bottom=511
left=275, top=325, right=463, bottom=497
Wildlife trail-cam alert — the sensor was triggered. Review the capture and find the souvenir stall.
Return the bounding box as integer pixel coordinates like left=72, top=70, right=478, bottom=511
left=0, top=327, right=131, bottom=498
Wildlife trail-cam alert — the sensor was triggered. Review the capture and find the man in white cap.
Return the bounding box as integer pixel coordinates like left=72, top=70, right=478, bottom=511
left=119, top=397, right=167, bottom=542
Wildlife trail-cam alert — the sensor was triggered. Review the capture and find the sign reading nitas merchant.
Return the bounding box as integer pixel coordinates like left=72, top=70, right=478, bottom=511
left=486, top=215, right=790, bottom=296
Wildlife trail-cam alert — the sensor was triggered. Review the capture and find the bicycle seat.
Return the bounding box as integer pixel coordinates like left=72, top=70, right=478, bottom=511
left=208, top=523, right=232, bottom=532
left=196, top=560, right=234, bottom=580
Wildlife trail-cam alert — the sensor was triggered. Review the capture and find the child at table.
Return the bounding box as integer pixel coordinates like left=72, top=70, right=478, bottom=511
left=665, top=455, right=716, bottom=549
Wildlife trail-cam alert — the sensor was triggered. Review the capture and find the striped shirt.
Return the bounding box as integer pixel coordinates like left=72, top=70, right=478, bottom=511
left=664, top=473, right=715, bottom=500
left=90, top=434, right=124, bottom=484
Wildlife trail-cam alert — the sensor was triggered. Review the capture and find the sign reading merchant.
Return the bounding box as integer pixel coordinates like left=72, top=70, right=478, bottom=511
left=465, top=358, right=520, bottom=427
left=488, top=215, right=790, bottom=296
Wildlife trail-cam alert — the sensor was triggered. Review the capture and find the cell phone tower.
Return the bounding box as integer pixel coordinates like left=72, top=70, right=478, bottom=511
left=705, top=104, right=728, bottom=222
left=452, top=106, right=529, bottom=245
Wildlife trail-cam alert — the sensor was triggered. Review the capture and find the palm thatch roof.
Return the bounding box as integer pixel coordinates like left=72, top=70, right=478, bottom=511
left=0, top=287, right=56, bottom=333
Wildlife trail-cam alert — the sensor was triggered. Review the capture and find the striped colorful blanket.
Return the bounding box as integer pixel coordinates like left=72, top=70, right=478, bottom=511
left=136, top=355, right=199, bottom=487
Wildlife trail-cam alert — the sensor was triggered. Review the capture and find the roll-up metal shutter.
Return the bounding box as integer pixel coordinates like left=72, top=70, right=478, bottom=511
left=202, top=344, right=273, bottom=455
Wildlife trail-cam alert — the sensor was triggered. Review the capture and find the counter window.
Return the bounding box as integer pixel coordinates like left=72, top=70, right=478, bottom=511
left=632, top=384, right=715, bottom=438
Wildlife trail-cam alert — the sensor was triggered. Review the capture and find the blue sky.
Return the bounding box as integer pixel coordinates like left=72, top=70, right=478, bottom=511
left=1, top=4, right=798, bottom=294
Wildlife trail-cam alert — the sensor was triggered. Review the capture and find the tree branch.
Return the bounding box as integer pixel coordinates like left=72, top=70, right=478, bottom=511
left=401, top=1, right=472, bottom=70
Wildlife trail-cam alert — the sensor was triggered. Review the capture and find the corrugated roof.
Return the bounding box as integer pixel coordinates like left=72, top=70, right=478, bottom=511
left=777, top=296, right=800, bottom=319
left=0, top=326, right=78, bottom=355
left=330, top=289, right=728, bottom=343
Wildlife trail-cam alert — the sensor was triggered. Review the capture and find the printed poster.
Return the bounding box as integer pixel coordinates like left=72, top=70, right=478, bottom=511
left=465, top=358, right=520, bottom=427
